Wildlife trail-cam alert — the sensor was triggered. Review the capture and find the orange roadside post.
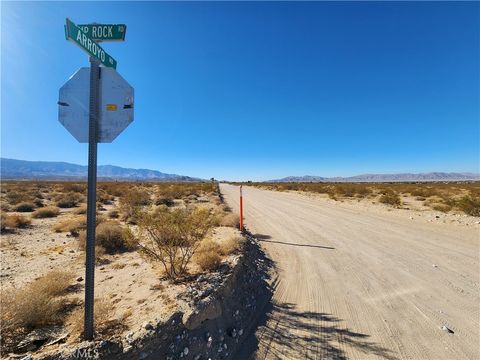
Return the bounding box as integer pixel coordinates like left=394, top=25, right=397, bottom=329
left=239, top=185, right=244, bottom=232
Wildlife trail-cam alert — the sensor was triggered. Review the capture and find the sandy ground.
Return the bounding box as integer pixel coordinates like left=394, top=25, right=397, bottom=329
left=220, top=184, right=480, bottom=360
left=0, top=196, right=242, bottom=343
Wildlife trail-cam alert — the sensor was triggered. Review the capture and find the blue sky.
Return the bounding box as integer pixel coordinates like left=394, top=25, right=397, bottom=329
left=1, top=1, right=479, bottom=181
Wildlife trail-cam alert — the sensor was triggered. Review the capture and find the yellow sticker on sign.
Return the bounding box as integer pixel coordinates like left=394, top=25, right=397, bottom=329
left=106, top=104, right=117, bottom=111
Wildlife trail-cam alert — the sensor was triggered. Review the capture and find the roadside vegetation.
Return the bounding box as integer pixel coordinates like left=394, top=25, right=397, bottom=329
left=1, top=180, right=244, bottom=356
left=245, top=182, right=480, bottom=216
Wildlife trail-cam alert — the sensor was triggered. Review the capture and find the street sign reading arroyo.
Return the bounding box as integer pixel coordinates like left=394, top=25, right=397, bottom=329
left=65, top=18, right=117, bottom=69
left=78, top=24, right=126, bottom=41
left=58, top=67, right=134, bottom=143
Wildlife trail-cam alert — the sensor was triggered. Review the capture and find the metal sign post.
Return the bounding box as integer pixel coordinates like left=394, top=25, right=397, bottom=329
left=84, top=57, right=100, bottom=340
left=60, top=18, right=133, bottom=340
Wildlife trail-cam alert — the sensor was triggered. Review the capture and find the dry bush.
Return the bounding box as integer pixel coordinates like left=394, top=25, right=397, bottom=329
left=1, top=270, right=74, bottom=353
left=155, top=196, right=175, bottom=207
left=219, top=213, right=239, bottom=228
left=119, top=188, right=151, bottom=223
left=3, top=214, right=31, bottom=229
left=0, top=202, right=11, bottom=212
left=33, top=198, right=44, bottom=208
left=73, top=204, right=87, bottom=215
left=56, top=192, right=84, bottom=208
left=67, top=298, right=121, bottom=340
left=60, top=183, right=86, bottom=193
left=138, top=207, right=214, bottom=279
left=455, top=196, right=480, bottom=216
left=108, top=209, right=119, bottom=219
left=99, top=182, right=129, bottom=197
left=97, top=189, right=114, bottom=205
left=431, top=203, right=452, bottom=213
left=5, top=191, right=31, bottom=205
left=219, top=236, right=245, bottom=255
left=32, top=206, right=60, bottom=218
left=78, top=221, right=136, bottom=254
left=14, top=202, right=35, bottom=212
left=195, top=251, right=221, bottom=271
left=53, top=216, right=86, bottom=236
left=194, top=239, right=222, bottom=271
left=379, top=191, right=402, bottom=207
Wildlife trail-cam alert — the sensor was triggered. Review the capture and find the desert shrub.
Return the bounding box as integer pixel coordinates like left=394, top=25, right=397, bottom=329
left=61, top=183, right=86, bottom=193
left=99, top=182, right=129, bottom=197
left=455, top=196, right=480, bottom=216
left=410, top=187, right=438, bottom=198
left=32, top=206, right=60, bottom=218
left=5, top=191, right=31, bottom=205
left=379, top=191, right=401, bottom=207
left=194, top=239, right=222, bottom=271
left=73, top=204, right=87, bottom=215
left=53, top=216, right=86, bottom=236
left=195, top=249, right=222, bottom=271
left=33, top=198, right=44, bottom=208
left=219, top=236, right=245, bottom=255
left=14, top=202, right=35, bottom=212
left=3, top=214, right=31, bottom=229
left=155, top=196, right=175, bottom=207
left=119, top=188, right=151, bottom=223
left=431, top=203, right=452, bottom=213
left=219, top=213, right=240, bottom=228
left=0, top=202, right=11, bottom=212
left=78, top=221, right=135, bottom=254
left=67, top=298, right=121, bottom=340
left=56, top=192, right=83, bottom=208
left=138, top=207, right=213, bottom=279
left=0, top=270, right=74, bottom=353
left=108, top=209, right=119, bottom=218
left=97, top=189, right=114, bottom=205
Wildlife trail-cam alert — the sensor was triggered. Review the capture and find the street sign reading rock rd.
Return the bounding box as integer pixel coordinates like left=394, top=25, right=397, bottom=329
left=78, top=24, right=126, bottom=41
left=65, top=18, right=117, bottom=69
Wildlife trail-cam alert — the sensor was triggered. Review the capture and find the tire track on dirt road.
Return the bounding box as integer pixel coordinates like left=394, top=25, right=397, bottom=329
left=221, top=184, right=479, bottom=360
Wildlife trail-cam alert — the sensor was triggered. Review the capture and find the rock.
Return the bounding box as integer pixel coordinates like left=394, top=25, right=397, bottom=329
left=435, top=215, right=440, bottom=219
left=183, top=347, right=189, bottom=355
left=197, top=196, right=209, bottom=203
left=76, top=276, right=83, bottom=282
left=432, top=264, right=438, bottom=268
left=183, top=297, right=222, bottom=330
left=442, top=325, right=454, bottom=334
left=16, top=326, right=68, bottom=352
left=238, top=329, right=244, bottom=336
left=143, top=321, right=154, bottom=330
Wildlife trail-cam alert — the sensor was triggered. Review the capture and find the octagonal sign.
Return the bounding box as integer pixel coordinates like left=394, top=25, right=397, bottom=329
left=58, top=67, right=134, bottom=143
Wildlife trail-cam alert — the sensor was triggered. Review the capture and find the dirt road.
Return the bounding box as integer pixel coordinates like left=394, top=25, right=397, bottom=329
left=220, top=184, right=479, bottom=360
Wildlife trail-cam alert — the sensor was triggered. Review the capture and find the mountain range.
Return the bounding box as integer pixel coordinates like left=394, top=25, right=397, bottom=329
left=0, top=158, right=201, bottom=181
left=1, top=158, right=478, bottom=182
left=269, top=173, right=480, bottom=183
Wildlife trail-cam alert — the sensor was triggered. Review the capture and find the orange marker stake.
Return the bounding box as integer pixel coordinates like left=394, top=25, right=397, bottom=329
left=239, top=185, right=244, bottom=232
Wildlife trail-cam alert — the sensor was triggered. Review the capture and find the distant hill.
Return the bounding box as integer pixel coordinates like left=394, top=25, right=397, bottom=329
left=0, top=158, right=202, bottom=182
left=270, top=172, right=480, bottom=183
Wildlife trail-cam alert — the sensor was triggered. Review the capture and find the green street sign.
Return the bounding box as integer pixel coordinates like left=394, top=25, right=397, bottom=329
left=65, top=18, right=117, bottom=69
left=78, top=24, right=126, bottom=41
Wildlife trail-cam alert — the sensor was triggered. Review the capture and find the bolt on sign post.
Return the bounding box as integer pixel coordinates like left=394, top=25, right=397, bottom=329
left=60, top=18, right=133, bottom=340
left=240, top=185, right=244, bottom=232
